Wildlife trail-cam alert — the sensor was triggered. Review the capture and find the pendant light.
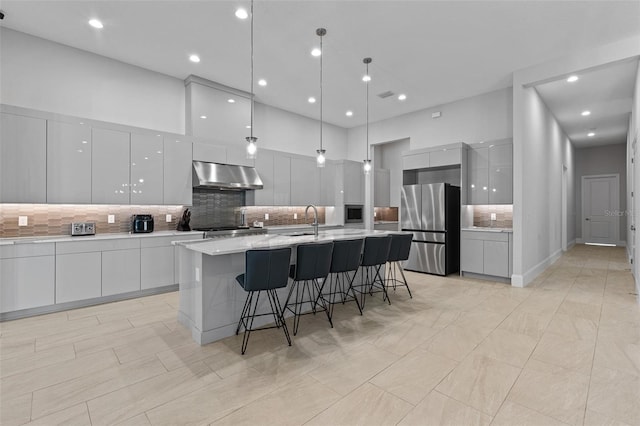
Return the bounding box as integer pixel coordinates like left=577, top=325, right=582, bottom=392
left=245, top=0, right=257, bottom=159
left=316, top=28, right=327, bottom=167
left=363, top=57, right=372, bottom=174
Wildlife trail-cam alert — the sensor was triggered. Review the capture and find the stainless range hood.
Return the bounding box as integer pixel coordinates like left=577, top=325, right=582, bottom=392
left=192, top=161, right=263, bottom=190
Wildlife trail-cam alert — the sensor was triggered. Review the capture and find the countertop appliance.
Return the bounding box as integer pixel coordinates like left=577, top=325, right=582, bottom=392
left=401, top=183, right=460, bottom=275
left=194, top=226, right=267, bottom=239
left=132, top=214, right=154, bottom=233
left=345, top=204, right=364, bottom=223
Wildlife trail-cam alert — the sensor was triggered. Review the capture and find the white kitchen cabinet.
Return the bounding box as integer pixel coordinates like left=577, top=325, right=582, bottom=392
left=488, top=143, right=513, bottom=204
left=468, top=147, right=489, bottom=205
left=460, top=230, right=511, bottom=279
left=343, top=160, right=364, bottom=204
left=290, top=157, right=319, bottom=205
left=0, top=243, right=55, bottom=313
left=163, top=136, right=193, bottom=205
left=226, top=146, right=254, bottom=167
left=430, top=148, right=461, bottom=168
left=56, top=252, right=102, bottom=303
left=193, top=142, right=226, bottom=163
left=46, top=121, right=92, bottom=203
left=0, top=113, right=47, bottom=203
left=141, top=246, right=175, bottom=289
left=320, top=162, right=337, bottom=206
left=273, top=154, right=291, bottom=205
left=102, top=248, right=141, bottom=296
left=130, top=133, right=164, bottom=205
left=402, top=152, right=430, bottom=170
left=92, top=128, right=130, bottom=204
left=374, top=169, right=391, bottom=207
left=253, top=150, right=275, bottom=205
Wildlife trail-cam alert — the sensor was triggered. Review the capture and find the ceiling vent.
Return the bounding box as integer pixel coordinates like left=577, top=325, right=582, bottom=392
left=377, top=90, right=395, bottom=99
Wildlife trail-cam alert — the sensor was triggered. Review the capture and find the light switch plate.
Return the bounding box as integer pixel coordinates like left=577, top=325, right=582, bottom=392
left=264, top=213, right=269, bottom=220
left=491, top=213, right=497, bottom=221
left=18, top=216, right=28, bottom=226
left=166, top=214, right=172, bottom=222
left=107, top=214, right=115, bottom=224
left=293, top=213, right=298, bottom=219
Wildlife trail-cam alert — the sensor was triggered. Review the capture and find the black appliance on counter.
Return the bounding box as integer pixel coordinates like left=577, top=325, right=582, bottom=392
left=401, top=183, right=460, bottom=275
left=132, top=214, right=154, bottom=233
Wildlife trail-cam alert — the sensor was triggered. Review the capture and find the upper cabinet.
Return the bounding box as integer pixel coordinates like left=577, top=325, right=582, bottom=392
left=467, top=139, right=512, bottom=205
left=163, top=136, right=192, bottom=206
left=0, top=113, right=47, bottom=203
left=343, top=160, right=364, bottom=204
left=273, top=153, right=291, bottom=206
left=226, top=146, right=254, bottom=167
left=47, top=121, right=92, bottom=203
left=320, top=162, right=337, bottom=206
left=290, top=157, right=320, bottom=206
left=402, top=147, right=462, bottom=171
left=374, top=169, right=391, bottom=207
left=92, top=128, right=130, bottom=204
left=192, top=142, right=226, bottom=164
left=130, top=133, right=164, bottom=205
left=253, top=150, right=275, bottom=206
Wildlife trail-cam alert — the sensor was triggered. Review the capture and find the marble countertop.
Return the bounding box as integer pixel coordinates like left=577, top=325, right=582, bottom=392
left=176, top=228, right=399, bottom=256
left=0, top=230, right=204, bottom=245
left=462, top=226, right=513, bottom=233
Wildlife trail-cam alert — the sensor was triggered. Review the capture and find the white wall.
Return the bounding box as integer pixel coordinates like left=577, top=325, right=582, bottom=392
left=575, top=144, right=627, bottom=242
left=346, top=87, right=513, bottom=161
left=0, top=28, right=185, bottom=134
left=374, top=138, right=410, bottom=207
left=187, top=79, right=348, bottom=159
left=629, top=59, right=640, bottom=289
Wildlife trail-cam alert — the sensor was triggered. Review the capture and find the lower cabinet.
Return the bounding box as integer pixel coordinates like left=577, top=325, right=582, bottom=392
left=102, top=249, right=141, bottom=296
left=141, top=246, right=175, bottom=289
left=1, top=252, right=55, bottom=313
left=56, top=252, right=102, bottom=304
left=460, top=230, right=512, bottom=279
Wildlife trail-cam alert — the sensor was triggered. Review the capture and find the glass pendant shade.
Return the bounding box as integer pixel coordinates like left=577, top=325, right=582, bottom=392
left=363, top=159, right=372, bottom=174
left=316, top=149, right=326, bottom=168
left=246, top=136, right=257, bottom=159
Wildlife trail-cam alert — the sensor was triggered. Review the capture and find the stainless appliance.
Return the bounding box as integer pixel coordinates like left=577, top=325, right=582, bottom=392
left=345, top=204, right=364, bottom=223
left=401, top=183, right=460, bottom=275
left=71, top=222, right=95, bottom=236
left=194, top=226, right=267, bottom=239
left=132, top=214, right=154, bottom=233
left=192, top=161, right=263, bottom=190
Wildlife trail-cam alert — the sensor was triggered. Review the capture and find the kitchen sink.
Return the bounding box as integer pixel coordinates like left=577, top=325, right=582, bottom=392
left=284, top=232, right=316, bottom=237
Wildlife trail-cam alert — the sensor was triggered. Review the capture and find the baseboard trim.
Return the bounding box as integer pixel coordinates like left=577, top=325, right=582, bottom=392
left=567, top=239, right=576, bottom=250
left=575, top=238, right=627, bottom=247
left=515, top=248, right=563, bottom=288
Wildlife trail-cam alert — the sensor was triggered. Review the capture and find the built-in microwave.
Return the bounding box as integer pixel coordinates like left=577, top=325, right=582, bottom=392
left=345, top=204, right=364, bottom=223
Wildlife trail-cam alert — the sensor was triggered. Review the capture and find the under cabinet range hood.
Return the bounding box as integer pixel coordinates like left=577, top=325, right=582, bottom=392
left=192, top=161, right=263, bottom=190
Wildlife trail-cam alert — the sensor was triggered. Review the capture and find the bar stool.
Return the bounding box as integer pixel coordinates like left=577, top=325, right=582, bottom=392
left=386, top=233, right=413, bottom=298
left=323, top=238, right=365, bottom=317
left=284, top=242, right=334, bottom=335
left=235, top=247, right=292, bottom=355
left=355, top=235, right=392, bottom=308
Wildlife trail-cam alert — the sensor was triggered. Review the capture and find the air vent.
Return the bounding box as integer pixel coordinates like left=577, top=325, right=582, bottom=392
left=377, top=91, right=395, bottom=99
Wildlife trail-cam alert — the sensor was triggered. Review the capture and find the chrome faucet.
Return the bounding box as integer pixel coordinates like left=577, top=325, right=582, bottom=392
left=240, top=208, right=247, bottom=227
left=305, top=205, right=319, bottom=236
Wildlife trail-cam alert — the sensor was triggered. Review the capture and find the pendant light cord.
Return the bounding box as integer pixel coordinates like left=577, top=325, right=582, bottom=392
left=250, top=0, right=254, bottom=139
left=319, top=32, right=323, bottom=151
left=366, top=61, right=369, bottom=161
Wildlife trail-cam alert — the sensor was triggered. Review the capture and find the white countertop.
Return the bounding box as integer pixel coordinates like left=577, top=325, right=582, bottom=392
left=462, top=227, right=513, bottom=233
left=0, top=230, right=204, bottom=245
left=177, top=228, right=398, bottom=256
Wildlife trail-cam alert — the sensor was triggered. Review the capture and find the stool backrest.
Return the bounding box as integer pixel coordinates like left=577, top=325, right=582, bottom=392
left=361, top=235, right=392, bottom=267
left=244, top=247, right=291, bottom=291
left=293, top=242, right=334, bottom=281
left=330, top=239, right=364, bottom=273
left=388, top=233, right=413, bottom=262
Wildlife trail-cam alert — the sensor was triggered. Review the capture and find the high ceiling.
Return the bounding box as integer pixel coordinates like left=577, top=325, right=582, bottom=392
left=535, top=59, right=638, bottom=148
left=0, top=1, right=639, bottom=129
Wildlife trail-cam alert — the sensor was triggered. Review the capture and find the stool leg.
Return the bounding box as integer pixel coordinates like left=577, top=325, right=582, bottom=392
left=268, top=289, right=291, bottom=346
left=236, top=291, right=252, bottom=336
left=398, top=262, right=413, bottom=298
left=345, top=270, right=363, bottom=315
left=374, top=264, right=391, bottom=305
left=241, top=290, right=261, bottom=355
left=312, top=278, right=333, bottom=328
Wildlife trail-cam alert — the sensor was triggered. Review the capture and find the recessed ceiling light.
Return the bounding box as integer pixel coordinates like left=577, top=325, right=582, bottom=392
left=200, top=115, right=207, bottom=119
left=235, top=8, right=248, bottom=19
left=189, top=54, right=200, bottom=63
left=588, top=132, right=595, bottom=137
left=88, top=19, right=103, bottom=29
left=311, top=48, right=321, bottom=57
left=398, top=94, right=407, bottom=101
left=345, top=111, right=353, bottom=117
left=581, top=110, right=591, bottom=116
left=258, top=79, right=267, bottom=86
left=227, top=98, right=235, bottom=103
left=308, top=97, right=316, bottom=104
left=362, top=75, right=371, bottom=82
left=567, top=75, right=579, bottom=83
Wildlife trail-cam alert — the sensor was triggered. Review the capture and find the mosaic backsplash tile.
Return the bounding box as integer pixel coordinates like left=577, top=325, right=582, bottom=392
left=473, top=204, right=513, bottom=228
left=240, top=206, right=326, bottom=227
left=374, top=207, right=398, bottom=222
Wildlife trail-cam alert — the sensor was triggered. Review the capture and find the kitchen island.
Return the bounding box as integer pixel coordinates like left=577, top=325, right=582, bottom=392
left=175, top=228, right=393, bottom=345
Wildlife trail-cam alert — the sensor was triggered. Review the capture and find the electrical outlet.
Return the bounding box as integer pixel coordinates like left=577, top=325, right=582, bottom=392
left=264, top=213, right=269, bottom=220
left=107, top=214, right=115, bottom=224
left=166, top=214, right=172, bottom=222
left=18, top=216, right=28, bottom=226
left=491, top=213, right=497, bottom=221
left=195, top=267, right=200, bottom=282
left=293, top=213, right=298, bottom=219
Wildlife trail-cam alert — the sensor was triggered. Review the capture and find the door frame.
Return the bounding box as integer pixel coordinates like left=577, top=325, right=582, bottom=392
left=562, top=164, right=568, bottom=251
left=581, top=173, right=620, bottom=245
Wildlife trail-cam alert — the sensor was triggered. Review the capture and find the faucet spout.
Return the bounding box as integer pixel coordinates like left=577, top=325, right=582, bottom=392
left=305, top=205, right=319, bottom=236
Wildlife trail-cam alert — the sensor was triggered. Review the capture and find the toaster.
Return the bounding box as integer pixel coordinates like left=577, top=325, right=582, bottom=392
left=132, top=214, right=154, bottom=233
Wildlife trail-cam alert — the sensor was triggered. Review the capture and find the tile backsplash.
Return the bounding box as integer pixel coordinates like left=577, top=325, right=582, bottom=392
left=473, top=205, right=513, bottom=228
left=240, top=206, right=326, bottom=227
left=0, top=204, right=185, bottom=238
left=374, top=207, right=398, bottom=222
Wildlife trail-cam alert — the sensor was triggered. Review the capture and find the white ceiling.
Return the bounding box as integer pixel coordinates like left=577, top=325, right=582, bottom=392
left=0, top=1, right=639, bottom=129
left=535, top=59, right=638, bottom=148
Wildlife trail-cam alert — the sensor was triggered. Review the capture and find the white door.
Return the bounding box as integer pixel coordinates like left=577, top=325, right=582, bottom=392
left=582, top=174, right=619, bottom=245
left=631, top=138, right=637, bottom=276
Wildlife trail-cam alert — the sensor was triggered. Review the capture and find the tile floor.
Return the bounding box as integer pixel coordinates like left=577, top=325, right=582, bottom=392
left=1, top=244, right=639, bottom=425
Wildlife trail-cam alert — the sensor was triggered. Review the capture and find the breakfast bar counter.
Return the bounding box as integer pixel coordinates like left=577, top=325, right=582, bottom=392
left=175, top=229, right=391, bottom=345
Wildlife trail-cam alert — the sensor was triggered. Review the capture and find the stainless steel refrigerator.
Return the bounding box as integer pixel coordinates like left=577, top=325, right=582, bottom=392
left=401, top=183, right=460, bottom=275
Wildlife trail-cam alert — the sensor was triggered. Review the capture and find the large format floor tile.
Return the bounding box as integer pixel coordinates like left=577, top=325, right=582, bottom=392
left=0, top=244, right=637, bottom=425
